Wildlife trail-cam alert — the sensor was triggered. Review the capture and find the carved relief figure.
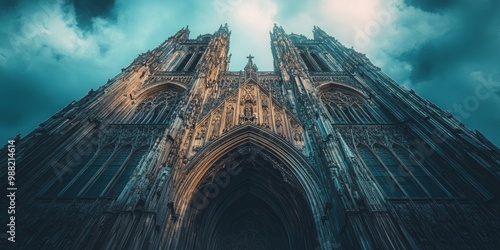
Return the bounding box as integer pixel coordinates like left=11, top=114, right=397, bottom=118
left=225, top=105, right=234, bottom=130
left=244, top=102, right=253, bottom=118
left=262, top=107, right=269, bottom=128
left=193, top=121, right=208, bottom=150
left=211, top=115, right=221, bottom=138
left=291, top=120, right=305, bottom=149
left=241, top=101, right=256, bottom=123
left=276, top=115, right=284, bottom=137
left=261, top=95, right=270, bottom=128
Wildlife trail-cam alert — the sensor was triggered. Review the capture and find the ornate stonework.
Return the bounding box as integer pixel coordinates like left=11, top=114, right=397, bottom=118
left=1, top=25, right=499, bottom=250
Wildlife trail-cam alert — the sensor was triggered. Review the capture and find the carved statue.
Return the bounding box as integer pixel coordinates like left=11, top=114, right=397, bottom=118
left=276, top=116, right=284, bottom=136
left=242, top=101, right=256, bottom=123
left=225, top=105, right=234, bottom=130
left=244, top=103, right=252, bottom=118
left=262, top=107, right=269, bottom=127
left=211, top=115, right=221, bottom=138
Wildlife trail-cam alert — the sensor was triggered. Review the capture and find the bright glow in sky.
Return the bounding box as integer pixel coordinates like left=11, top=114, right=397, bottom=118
left=0, top=0, right=499, bottom=146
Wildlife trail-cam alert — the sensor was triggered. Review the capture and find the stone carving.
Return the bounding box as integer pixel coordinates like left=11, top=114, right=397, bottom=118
left=12, top=25, right=500, bottom=250
left=133, top=89, right=182, bottom=124
left=224, top=104, right=234, bottom=131
left=274, top=110, right=285, bottom=138
left=335, top=125, right=408, bottom=150
left=291, top=120, right=305, bottom=149
left=100, top=124, right=169, bottom=148
left=240, top=84, right=257, bottom=124
left=319, top=89, right=377, bottom=124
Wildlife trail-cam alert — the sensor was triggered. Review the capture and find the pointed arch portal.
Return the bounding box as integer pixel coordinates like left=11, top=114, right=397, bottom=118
left=167, top=126, right=329, bottom=249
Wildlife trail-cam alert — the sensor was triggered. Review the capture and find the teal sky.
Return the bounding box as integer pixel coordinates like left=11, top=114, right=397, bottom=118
left=0, top=0, right=499, bottom=146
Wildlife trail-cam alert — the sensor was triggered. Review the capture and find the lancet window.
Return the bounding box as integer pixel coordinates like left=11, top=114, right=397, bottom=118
left=45, top=146, right=147, bottom=198
left=132, top=89, right=181, bottom=124
left=358, top=144, right=455, bottom=198
left=320, top=89, right=378, bottom=124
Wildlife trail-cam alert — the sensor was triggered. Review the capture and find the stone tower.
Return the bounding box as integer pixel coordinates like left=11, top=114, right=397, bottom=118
left=1, top=25, right=499, bottom=249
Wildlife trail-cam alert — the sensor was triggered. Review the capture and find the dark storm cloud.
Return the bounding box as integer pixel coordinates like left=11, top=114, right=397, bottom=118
left=68, top=0, right=117, bottom=30
left=394, top=0, right=500, bottom=146
left=399, top=0, right=500, bottom=83
left=0, top=0, right=499, bottom=147
left=0, top=0, right=210, bottom=143
left=0, top=51, right=117, bottom=140
left=0, top=0, right=17, bottom=11
left=403, top=0, right=454, bottom=13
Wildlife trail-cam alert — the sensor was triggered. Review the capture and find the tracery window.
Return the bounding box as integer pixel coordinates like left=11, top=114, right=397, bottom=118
left=84, top=146, right=132, bottom=197
left=132, top=89, right=181, bottom=124
left=359, top=144, right=456, bottom=198
left=63, top=146, right=114, bottom=196
left=176, top=53, right=192, bottom=71
left=320, top=90, right=377, bottom=124
left=44, top=147, right=98, bottom=196
left=297, top=46, right=330, bottom=72
left=393, top=145, right=451, bottom=197
left=187, top=52, right=202, bottom=71
left=358, top=145, right=403, bottom=197
left=373, top=145, right=425, bottom=197
left=107, top=148, right=147, bottom=197
left=310, top=52, right=329, bottom=71
left=300, top=53, right=315, bottom=71
left=45, top=146, right=148, bottom=199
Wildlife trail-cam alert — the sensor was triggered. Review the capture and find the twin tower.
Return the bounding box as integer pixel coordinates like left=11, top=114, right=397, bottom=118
left=2, top=24, right=499, bottom=249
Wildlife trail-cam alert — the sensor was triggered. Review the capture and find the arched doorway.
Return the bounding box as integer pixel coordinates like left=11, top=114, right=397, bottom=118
left=189, top=144, right=318, bottom=249
left=169, top=127, right=327, bottom=249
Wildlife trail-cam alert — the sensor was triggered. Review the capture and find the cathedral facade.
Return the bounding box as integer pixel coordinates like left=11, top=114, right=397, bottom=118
left=1, top=25, right=499, bottom=249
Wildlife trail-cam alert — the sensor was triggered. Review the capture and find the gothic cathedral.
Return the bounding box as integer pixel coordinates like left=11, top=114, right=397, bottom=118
left=1, top=25, right=499, bottom=249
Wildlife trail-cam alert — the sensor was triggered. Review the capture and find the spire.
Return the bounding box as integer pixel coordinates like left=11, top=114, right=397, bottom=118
left=313, top=26, right=329, bottom=40
left=169, top=26, right=190, bottom=42
left=271, top=23, right=286, bottom=38
left=216, top=23, right=231, bottom=36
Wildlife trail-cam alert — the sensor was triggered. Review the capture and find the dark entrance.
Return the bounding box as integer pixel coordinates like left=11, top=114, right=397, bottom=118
left=185, top=145, right=319, bottom=249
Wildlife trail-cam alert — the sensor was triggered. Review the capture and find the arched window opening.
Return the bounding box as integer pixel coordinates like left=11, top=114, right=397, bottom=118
left=132, top=89, right=181, bottom=124
left=354, top=104, right=374, bottom=123
left=187, top=53, right=202, bottom=71
left=349, top=105, right=363, bottom=123
left=358, top=145, right=403, bottom=197
left=333, top=105, right=347, bottom=123
left=107, top=148, right=148, bottom=197
left=63, top=146, right=114, bottom=197
left=374, top=145, right=425, bottom=197
left=45, top=147, right=97, bottom=196
left=310, top=52, right=329, bottom=72
left=84, top=146, right=132, bottom=197
left=176, top=53, right=192, bottom=71
left=320, top=89, right=378, bottom=124
left=148, top=106, right=162, bottom=123
left=394, top=146, right=451, bottom=197
left=300, top=53, right=315, bottom=71
left=343, top=107, right=355, bottom=123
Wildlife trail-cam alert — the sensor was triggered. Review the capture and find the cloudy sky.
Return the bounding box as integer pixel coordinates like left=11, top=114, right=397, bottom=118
left=1, top=0, right=499, bottom=146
